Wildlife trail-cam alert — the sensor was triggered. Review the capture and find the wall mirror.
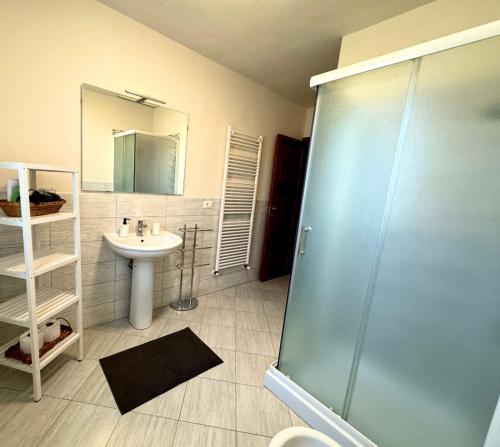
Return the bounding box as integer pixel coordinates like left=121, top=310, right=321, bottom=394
left=81, top=84, right=188, bottom=195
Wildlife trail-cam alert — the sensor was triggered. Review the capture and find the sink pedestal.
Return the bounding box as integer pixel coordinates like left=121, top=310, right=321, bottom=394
left=130, top=260, right=154, bottom=329
left=104, top=230, right=182, bottom=330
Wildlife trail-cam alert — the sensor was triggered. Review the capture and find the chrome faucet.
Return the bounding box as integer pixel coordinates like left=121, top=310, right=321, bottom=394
left=137, top=219, right=148, bottom=237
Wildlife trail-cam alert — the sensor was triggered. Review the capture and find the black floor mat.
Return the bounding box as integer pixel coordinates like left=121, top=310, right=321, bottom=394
left=99, top=327, right=223, bottom=414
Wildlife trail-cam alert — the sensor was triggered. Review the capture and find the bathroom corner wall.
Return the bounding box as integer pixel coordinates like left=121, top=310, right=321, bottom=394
left=0, top=0, right=306, bottom=201
left=0, top=192, right=268, bottom=337
left=338, top=0, right=500, bottom=67
left=0, top=0, right=301, bottom=339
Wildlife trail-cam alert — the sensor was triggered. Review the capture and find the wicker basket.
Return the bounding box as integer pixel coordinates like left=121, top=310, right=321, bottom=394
left=0, top=199, right=66, bottom=217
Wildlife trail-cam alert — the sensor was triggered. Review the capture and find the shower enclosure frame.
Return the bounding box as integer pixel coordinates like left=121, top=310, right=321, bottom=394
left=113, top=129, right=180, bottom=194
left=264, top=19, right=500, bottom=447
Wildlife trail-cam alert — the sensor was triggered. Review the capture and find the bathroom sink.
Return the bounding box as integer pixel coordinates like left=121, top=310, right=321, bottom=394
left=104, top=231, right=182, bottom=260
left=104, top=230, right=182, bottom=329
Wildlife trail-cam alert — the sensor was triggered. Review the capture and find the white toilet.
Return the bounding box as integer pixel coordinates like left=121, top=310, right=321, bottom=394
left=270, top=427, right=342, bottom=447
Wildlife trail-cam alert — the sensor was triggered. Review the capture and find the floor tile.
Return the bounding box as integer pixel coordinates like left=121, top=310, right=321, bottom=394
left=106, top=412, right=177, bottom=447
left=72, top=364, right=116, bottom=408
left=133, top=382, right=186, bottom=420
left=78, top=329, right=120, bottom=359
left=203, top=307, right=236, bottom=327
left=180, top=377, right=236, bottom=430
left=257, top=289, right=286, bottom=302
left=235, top=311, right=269, bottom=332
left=270, top=332, right=282, bottom=356
left=37, top=401, right=120, bottom=447
left=235, top=329, right=274, bottom=356
left=167, top=304, right=206, bottom=323
left=108, top=333, right=151, bottom=355
left=235, top=287, right=261, bottom=300
left=235, top=298, right=265, bottom=314
left=153, top=306, right=173, bottom=319
left=266, top=315, right=284, bottom=334
left=0, top=365, right=32, bottom=392
left=236, top=384, right=291, bottom=437
left=234, top=284, right=256, bottom=297
left=1, top=277, right=292, bottom=447
left=42, top=356, right=97, bottom=400
left=199, top=323, right=236, bottom=350
left=236, top=287, right=281, bottom=303
left=162, top=319, right=201, bottom=336
left=94, top=317, right=130, bottom=333
left=219, top=286, right=236, bottom=296
left=199, top=347, right=236, bottom=382
left=173, top=421, right=236, bottom=447
left=259, top=276, right=290, bottom=294
left=236, top=431, right=272, bottom=447
left=0, top=389, right=69, bottom=447
left=122, top=316, right=167, bottom=339
left=200, top=292, right=236, bottom=310
left=262, top=300, right=285, bottom=317
left=235, top=351, right=274, bottom=387
left=290, top=409, right=310, bottom=427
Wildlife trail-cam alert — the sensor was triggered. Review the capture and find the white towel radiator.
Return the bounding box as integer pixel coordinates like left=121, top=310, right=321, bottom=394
left=213, top=127, right=262, bottom=274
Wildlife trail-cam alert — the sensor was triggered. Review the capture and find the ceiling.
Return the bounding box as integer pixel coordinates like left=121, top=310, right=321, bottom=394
left=99, top=0, right=432, bottom=106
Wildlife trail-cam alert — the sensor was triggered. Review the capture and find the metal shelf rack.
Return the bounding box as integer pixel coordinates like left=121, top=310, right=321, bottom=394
left=0, top=162, right=83, bottom=401
left=169, top=224, right=212, bottom=312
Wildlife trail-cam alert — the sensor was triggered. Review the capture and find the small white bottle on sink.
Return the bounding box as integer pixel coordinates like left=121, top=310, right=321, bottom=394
left=119, top=218, right=130, bottom=237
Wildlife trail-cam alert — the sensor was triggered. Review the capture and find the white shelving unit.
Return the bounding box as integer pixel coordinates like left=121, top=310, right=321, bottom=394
left=0, top=162, right=83, bottom=401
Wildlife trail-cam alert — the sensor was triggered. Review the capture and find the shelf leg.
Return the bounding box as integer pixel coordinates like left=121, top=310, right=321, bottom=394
left=72, top=171, right=84, bottom=361
left=28, top=273, right=42, bottom=401
left=28, top=272, right=42, bottom=401
left=32, top=353, right=42, bottom=402
left=19, top=167, right=42, bottom=401
left=75, top=259, right=84, bottom=361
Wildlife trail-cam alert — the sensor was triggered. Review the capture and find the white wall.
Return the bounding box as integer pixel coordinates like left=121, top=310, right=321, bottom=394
left=303, top=107, right=315, bottom=137
left=0, top=0, right=306, bottom=199
left=338, top=0, right=500, bottom=66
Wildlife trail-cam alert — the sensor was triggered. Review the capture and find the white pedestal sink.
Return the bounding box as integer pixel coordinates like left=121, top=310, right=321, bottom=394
left=104, top=231, right=182, bottom=329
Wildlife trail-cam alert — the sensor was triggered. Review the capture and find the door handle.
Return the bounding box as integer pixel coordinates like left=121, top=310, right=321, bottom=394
left=298, top=226, right=311, bottom=256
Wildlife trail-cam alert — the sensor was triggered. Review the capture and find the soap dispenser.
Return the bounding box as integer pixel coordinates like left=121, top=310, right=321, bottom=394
left=119, top=218, right=130, bottom=237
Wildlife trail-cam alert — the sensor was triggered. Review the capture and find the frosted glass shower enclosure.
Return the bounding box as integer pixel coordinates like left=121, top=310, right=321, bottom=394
left=113, top=130, right=178, bottom=194
left=276, top=24, right=500, bottom=447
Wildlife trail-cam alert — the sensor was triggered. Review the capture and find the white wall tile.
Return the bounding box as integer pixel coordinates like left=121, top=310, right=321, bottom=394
left=82, top=282, right=114, bottom=308
left=117, top=194, right=167, bottom=217
left=0, top=192, right=267, bottom=331
left=80, top=193, right=116, bottom=217
left=80, top=218, right=116, bottom=242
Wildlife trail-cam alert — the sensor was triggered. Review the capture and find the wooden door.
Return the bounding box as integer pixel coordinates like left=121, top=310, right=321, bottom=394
left=259, top=134, right=309, bottom=281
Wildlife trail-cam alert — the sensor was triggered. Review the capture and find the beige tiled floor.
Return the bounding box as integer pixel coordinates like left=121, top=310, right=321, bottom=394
left=0, top=276, right=309, bottom=447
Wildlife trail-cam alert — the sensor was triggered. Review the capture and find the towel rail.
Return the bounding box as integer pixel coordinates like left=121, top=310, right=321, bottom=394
left=213, top=126, right=262, bottom=275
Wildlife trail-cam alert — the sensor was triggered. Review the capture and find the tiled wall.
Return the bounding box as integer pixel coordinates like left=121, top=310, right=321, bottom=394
left=0, top=193, right=268, bottom=340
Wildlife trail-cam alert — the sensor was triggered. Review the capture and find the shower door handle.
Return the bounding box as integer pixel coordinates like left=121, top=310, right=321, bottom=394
left=298, top=226, right=311, bottom=257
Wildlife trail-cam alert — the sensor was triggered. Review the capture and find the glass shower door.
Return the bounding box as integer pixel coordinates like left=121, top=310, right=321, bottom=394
left=346, top=35, right=500, bottom=447
left=113, top=133, right=135, bottom=192
left=135, top=133, right=160, bottom=193
left=277, top=61, right=414, bottom=413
